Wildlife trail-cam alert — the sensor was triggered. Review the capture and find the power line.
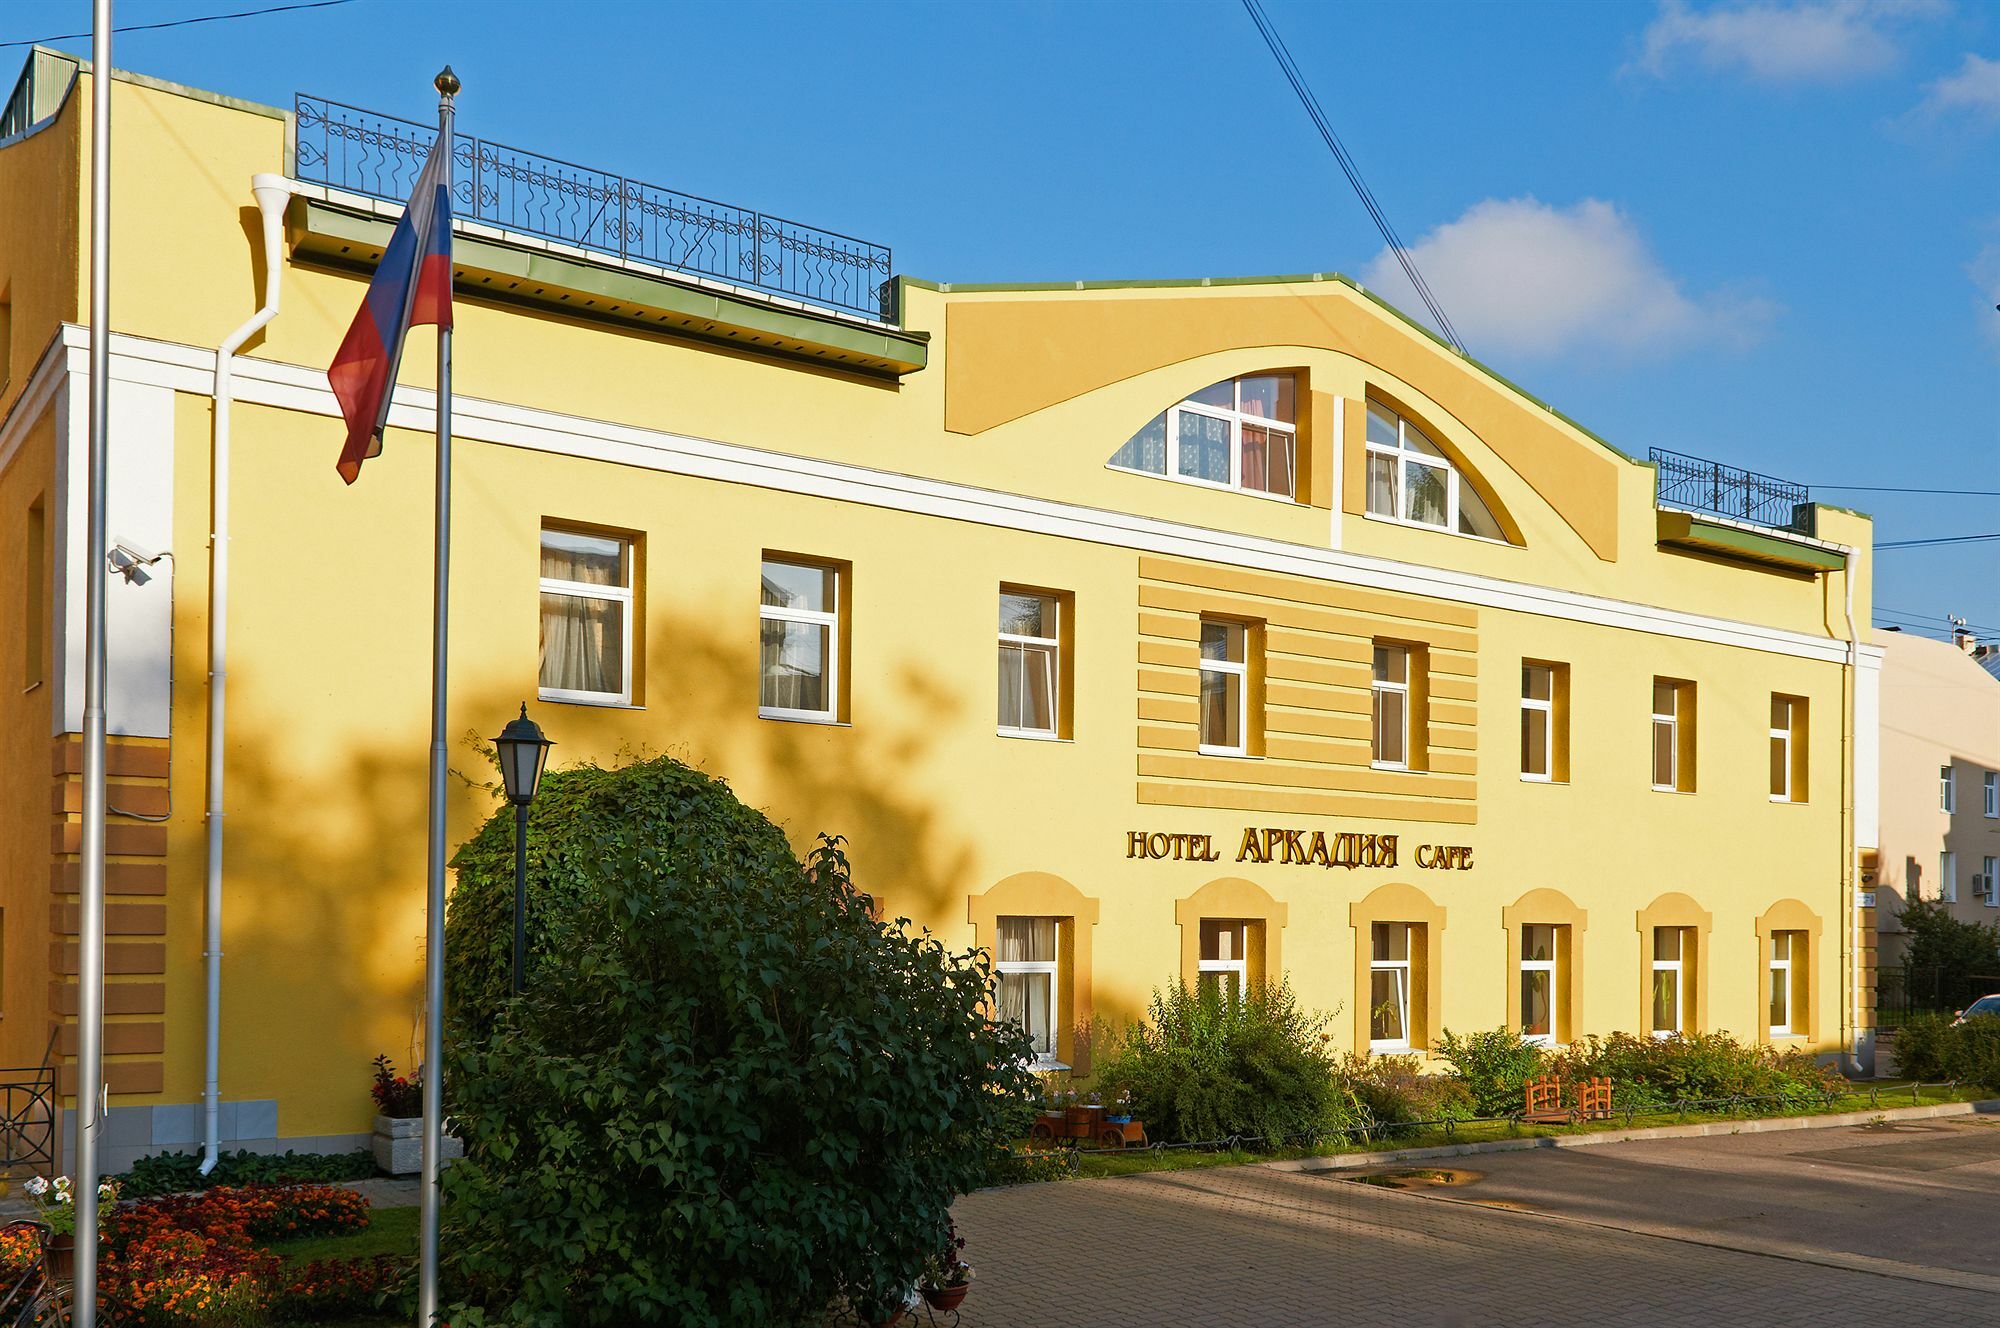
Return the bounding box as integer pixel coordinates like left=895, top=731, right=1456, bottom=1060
left=1814, top=484, right=2000, bottom=496
left=1238, top=0, right=1465, bottom=354
left=1877, top=532, right=2000, bottom=549
left=0, top=0, right=356, bottom=50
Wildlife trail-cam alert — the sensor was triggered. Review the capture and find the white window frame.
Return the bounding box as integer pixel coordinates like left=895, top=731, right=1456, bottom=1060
left=1941, top=850, right=1958, bottom=904
left=1197, top=920, right=1249, bottom=1004
left=997, top=592, right=1060, bottom=740
left=538, top=527, right=634, bottom=707
left=1652, top=683, right=1681, bottom=793
left=1983, top=856, right=1998, bottom=908
left=1362, top=403, right=1507, bottom=544
left=1941, top=764, right=1956, bottom=814
left=1519, top=925, right=1558, bottom=1048
left=1769, top=933, right=1794, bottom=1038
left=758, top=560, right=840, bottom=724
left=1651, top=928, right=1684, bottom=1039
left=1769, top=698, right=1795, bottom=803
left=1108, top=377, right=1299, bottom=503
left=1198, top=619, right=1249, bottom=757
left=994, top=918, right=1062, bottom=1068
left=1521, top=663, right=1553, bottom=783
left=1985, top=771, right=1997, bottom=819
left=1372, top=644, right=1410, bottom=771
left=1369, top=924, right=1413, bottom=1053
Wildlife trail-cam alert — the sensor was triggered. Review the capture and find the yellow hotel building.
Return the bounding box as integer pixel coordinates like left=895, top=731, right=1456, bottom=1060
left=0, top=54, right=1882, bottom=1167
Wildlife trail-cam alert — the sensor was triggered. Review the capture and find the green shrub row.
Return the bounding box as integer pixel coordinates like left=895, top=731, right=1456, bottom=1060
left=115, top=1148, right=378, bottom=1198
left=1893, top=1013, right=2000, bottom=1088
left=1092, top=980, right=1845, bottom=1147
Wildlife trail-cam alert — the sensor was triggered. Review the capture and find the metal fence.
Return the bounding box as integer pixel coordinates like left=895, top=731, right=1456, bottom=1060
left=1877, top=966, right=2000, bottom=1028
left=1649, top=447, right=1812, bottom=534
left=292, top=95, right=895, bottom=322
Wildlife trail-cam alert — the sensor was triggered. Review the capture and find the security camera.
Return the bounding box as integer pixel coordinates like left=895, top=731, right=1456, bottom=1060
left=108, top=539, right=169, bottom=586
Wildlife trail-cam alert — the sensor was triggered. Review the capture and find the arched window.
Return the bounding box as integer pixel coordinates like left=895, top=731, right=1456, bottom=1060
left=1364, top=401, right=1505, bottom=540
left=1108, top=374, right=1297, bottom=500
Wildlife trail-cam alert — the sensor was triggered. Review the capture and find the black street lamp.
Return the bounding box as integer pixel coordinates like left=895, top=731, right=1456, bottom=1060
left=493, top=704, right=553, bottom=995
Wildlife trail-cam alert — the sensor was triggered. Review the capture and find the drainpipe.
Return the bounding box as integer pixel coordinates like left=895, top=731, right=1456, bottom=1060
left=201, top=172, right=290, bottom=1174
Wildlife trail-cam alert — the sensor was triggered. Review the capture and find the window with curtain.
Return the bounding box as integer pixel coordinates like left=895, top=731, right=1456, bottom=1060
left=1363, top=401, right=1506, bottom=540
left=1372, top=644, right=1410, bottom=769
left=1370, top=922, right=1412, bottom=1050
left=1653, top=679, right=1694, bottom=792
left=998, top=590, right=1059, bottom=736
left=1768, top=932, right=1805, bottom=1037
left=1108, top=374, right=1298, bottom=499
left=1770, top=696, right=1807, bottom=802
left=1521, top=663, right=1553, bottom=781
left=760, top=558, right=839, bottom=720
left=995, top=916, right=1060, bottom=1062
left=1651, top=927, right=1686, bottom=1037
left=1198, top=920, right=1249, bottom=1004
left=539, top=527, right=633, bottom=704
left=1520, top=924, right=1558, bottom=1046
left=1198, top=619, right=1248, bottom=755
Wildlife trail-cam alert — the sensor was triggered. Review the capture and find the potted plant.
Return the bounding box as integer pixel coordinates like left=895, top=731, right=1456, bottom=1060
left=369, top=1054, right=461, bottom=1175
left=23, top=1173, right=119, bottom=1278
left=920, top=1217, right=974, bottom=1312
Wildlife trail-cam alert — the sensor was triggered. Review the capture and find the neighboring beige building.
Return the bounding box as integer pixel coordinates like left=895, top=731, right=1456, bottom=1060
left=1874, top=629, right=2000, bottom=978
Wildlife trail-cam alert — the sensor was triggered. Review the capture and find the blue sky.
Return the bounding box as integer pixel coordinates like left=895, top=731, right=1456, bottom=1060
left=7, top=0, right=1997, bottom=637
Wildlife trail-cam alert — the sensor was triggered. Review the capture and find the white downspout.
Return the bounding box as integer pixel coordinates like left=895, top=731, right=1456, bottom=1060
left=202, top=173, right=290, bottom=1174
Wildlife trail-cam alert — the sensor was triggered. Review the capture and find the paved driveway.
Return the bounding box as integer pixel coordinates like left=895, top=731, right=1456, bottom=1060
left=947, top=1118, right=2000, bottom=1327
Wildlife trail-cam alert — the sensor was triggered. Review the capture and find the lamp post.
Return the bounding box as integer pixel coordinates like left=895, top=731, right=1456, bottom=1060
left=492, top=704, right=553, bottom=995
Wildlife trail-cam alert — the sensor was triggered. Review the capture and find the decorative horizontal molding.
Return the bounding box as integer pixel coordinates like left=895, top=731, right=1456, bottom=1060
left=45, top=324, right=1886, bottom=669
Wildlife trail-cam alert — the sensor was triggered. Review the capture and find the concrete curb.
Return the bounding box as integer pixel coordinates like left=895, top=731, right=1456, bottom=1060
left=1266, top=1096, right=2000, bottom=1174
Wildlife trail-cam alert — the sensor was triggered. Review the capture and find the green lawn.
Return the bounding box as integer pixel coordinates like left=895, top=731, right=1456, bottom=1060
left=1059, top=1081, right=1991, bottom=1182
left=265, top=1203, right=419, bottom=1267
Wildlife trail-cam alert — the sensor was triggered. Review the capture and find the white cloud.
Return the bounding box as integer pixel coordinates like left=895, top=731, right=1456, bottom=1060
left=1359, top=197, right=1773, bottom=360
left=1633, top=0, right=1945, bottom=84
left=1915, top=53, right=2000, bottom=123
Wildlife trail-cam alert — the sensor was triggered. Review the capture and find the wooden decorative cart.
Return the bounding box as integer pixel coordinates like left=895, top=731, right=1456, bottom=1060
left=1029, top=1102, right=1149, bottom=1149
left=1522, top=1075, right=1614, bottom=1125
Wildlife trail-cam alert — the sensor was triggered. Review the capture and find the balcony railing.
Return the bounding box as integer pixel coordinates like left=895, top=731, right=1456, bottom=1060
left=292, top=95, right=895, bottom=322
left=1649, top=448, right=1812, bottom=535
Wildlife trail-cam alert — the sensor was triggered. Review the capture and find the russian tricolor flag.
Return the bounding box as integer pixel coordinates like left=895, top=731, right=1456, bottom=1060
left=328, top=132, right=454, bottom=485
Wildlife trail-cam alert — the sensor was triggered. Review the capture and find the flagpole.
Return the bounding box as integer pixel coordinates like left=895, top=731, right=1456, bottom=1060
left=417, top=64, right=459, bottom=1328
left=75, top=3, right=114, bottom=1324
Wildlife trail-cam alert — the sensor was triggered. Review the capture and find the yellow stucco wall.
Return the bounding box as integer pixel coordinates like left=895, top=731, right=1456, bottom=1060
left=0, top=66, right=1871, bottom=1142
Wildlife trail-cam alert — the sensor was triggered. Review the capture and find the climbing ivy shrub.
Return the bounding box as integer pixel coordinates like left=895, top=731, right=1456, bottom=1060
left=441, top=756, right=1038, bottom=1326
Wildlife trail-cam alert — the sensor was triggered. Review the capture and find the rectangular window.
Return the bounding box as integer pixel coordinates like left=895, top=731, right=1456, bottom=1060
left=539, top=526, right=634, bottom=705
left=994, top=917, right=1060, bottom=1064
left=997, top=590, right=1059, bottom=738
left=1520, top=924, right=1558, bottom=1046
left=1985, top=772, right=1997, bottom=819
left=1372, top=644, right=1410, bottom=769
left=1940, top=850, right=1958, bottom=904
left=1521, top=663, right=1553, bottom=781
left=1198, top=619, right=1249, bottom=756
left=1941, top=764, right=1956, bottom=814
left=1651, top=927, right=1686, bottom=1037
left=1369, top=922, right=1412, bottom=1050
left=1652, top=678, right=1694, bottom=792
left=1769, top=695, right=1807, bottom=802
left=1768, top=932, right=1803, bottom=1037
left=23, top=496, right=43, bottom=689
left=759, top=557, right=840, bottom=722
left=1198, top=920, right=1249, bottom=1004
left=1984, top=856, right=1998, bottom=908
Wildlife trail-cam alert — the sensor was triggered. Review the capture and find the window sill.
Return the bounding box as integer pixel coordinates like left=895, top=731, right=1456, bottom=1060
left=539, top=692, right=642, bottom=710
left=1769, top=796, right=1809, bottom=805
left=1033, top=1058, right=1071, bottom=1074
left=1361, top=510, right=1516, bottom=548
left=1372, top=761, right=1413, bottom=773
left=759, top=710, right=849, bottom=727
left=1198, top=746, right=1257, bottom=759
left=1520, top=774, right=1567, bottom=785
left=1106, top=462, right=1303, bottom=505
left=1651, top=786, right=1696, bottom=795
left=998, top=729, right=1071, bottom=743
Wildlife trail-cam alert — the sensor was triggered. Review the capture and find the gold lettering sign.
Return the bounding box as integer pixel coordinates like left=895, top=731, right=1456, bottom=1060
left=1124, top=827, right=1471, bottom=871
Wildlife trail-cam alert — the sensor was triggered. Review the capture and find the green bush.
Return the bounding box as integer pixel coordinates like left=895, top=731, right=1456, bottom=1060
left=1894, top=1012, right=2000, bottom=1088
left=114, top=1148, right=377, bottom=1198
left=1898, top=899, right=2000, bottom=998
left=1341, top=1054, right=1475, bottom=1125
left=439, top=756, right=1038, bottom=1326
left=1435, top=1028, right=1551, bottom=1116
left=1553, top=1031, right=1838, bottom=1111
left=1097, top=981, right=1365, bottom=1144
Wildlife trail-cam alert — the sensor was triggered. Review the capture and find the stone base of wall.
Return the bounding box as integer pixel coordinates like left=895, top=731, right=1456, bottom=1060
left=60, top=1100, right=370, bottom=1177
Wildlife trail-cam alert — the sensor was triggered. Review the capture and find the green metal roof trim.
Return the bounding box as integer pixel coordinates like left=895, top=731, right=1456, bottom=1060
left=897, top=272, right=1637, bottom=464
left=1656, top=510, right=1847, bottom=573
left=301, top=200, right=927, bottom=378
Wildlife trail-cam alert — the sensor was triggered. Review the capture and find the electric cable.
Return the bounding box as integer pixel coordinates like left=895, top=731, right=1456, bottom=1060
left=1, top=0, right=356, bottom=50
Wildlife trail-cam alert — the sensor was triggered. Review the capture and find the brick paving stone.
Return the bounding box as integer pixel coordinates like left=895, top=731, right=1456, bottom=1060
left=946, top=1164, right=2000, bottom=1327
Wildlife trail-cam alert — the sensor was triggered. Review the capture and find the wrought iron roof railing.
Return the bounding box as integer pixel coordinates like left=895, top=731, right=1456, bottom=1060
left=292, top=95, right=895, bottom=322
left=1649, top=447, right=1813, bottom=535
